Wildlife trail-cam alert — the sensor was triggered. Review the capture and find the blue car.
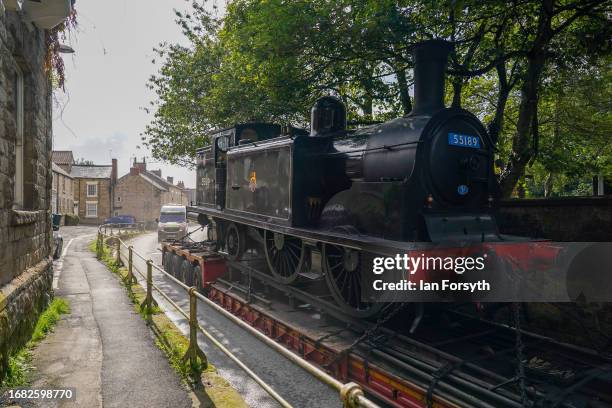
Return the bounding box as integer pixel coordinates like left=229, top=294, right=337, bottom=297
left=104, top=215, right=136, bottom=225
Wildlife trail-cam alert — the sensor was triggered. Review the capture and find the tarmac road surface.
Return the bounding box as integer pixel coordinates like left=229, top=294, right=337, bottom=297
left=128, top=227, right=340, bottom=408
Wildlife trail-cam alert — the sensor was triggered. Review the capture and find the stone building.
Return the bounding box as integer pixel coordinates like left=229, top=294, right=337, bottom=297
left=0, top=2, right=71, bottom=378
left=51, top=150, right=73, bottom=174
left=51, top=162, right=73, bottom=216
left=71, top=160, right=117, bottom=224
left=113, top=158, right=188, bottom=225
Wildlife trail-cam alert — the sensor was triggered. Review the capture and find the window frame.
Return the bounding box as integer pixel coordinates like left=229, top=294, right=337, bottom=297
left=86, top=181, right=98, bottom=198
left=13, top=64, right=24, bottom=209
left=85, top=201, right=98, bottom=218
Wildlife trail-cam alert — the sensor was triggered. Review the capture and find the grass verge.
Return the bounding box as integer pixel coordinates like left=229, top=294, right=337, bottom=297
left=2, top=298, right=70, bottom=388
left=90, top=237, right=247, bottom=407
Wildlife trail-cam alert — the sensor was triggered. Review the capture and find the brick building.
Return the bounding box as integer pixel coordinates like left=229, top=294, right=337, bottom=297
left=71, top=160, right=117, bottom=224
left=51, top=162, right=73, bottom=215
left=114, top=158, right=188, bottom=225
left=0, top=2, right=72, bottom=379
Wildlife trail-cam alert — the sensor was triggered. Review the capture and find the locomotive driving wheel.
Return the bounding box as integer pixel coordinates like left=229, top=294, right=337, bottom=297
left=322, top=243, right=383, bottom=318
left=264, top=230, right=307, bottom=284
left=225, top=222, right=245, bottom=261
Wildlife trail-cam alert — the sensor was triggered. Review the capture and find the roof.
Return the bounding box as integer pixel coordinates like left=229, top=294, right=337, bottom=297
left=51, top=162, right=72, bottom=178
left=52, top=151, right=74, bottom=165
left=139, top=172, right=168, bottom=191
left=141, top=170, right=183, bottom=191
left=71, top=165, right=113, bottom=179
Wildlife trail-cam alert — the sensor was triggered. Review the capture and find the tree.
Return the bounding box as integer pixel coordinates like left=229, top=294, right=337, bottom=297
left=143, top=0, right=611, bottom=198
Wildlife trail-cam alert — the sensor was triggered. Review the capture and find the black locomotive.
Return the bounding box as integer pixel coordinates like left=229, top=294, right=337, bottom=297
left=191, top=40, right=499, bottom=317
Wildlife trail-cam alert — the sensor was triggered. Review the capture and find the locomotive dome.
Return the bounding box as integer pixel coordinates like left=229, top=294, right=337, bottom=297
left=310, top=96, right=347, bottom=137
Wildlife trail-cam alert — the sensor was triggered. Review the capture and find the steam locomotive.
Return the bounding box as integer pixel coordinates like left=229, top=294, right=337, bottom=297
left=190, top=40, right=499, bottom=317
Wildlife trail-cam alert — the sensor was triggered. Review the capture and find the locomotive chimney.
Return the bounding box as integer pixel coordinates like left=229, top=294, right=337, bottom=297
left=410, top=40, right=453, bottom=116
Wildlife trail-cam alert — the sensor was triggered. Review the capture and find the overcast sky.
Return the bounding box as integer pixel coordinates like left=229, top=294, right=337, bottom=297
left=53, top=0, right=221, bottom=188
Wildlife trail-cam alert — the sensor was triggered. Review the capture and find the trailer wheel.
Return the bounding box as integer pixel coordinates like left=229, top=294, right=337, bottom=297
left=192, top=263, right=202, bottom=292
left=181, top=258, right=193, bottom=286
left=165, top=252, right=174, bottom=274
left=171, top=253, right=182, bottom=277
left=162, top=250, right=169, bottom=272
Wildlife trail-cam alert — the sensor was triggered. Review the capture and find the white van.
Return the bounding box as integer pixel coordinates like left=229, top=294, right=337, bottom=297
left=157, top=205, right=187, bottom=242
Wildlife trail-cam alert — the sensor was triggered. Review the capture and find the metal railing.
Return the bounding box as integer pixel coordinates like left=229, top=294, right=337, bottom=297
left=95, top=228, right=380, bottom=408
left=100, top=222, right=146, bottom=236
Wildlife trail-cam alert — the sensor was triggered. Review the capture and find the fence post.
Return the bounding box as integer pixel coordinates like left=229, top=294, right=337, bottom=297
left=96, top=231, right=102, bottom=259
left=182, top=287, right=208, bottom=372
left=126, top=246, right=137, bottom=285
left=139, top=260, right=158, bottom=320
left=116, top=238, right=122, bottom=266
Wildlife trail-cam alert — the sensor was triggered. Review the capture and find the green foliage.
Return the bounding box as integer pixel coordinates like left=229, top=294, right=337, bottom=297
left=30, top=298, right=70, bottom=344
left=144, top=0, right=611, bottom=196
left=64, top=214, right=79, bottom=226
left=4, top=349, right=31, bottom=387
left=2, top=298, right=70, bottom=387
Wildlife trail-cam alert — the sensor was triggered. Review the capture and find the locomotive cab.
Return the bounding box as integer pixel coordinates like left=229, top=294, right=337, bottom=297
left=196, top=123, right=308, bottom=211
left=197, top=123, right=285, bottom=210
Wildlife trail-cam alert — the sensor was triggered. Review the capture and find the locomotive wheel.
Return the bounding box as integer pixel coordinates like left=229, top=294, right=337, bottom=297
left=322, top=244, right=383, bottom=318
left=225, top=222, right=245, bottom=261
left=264, top=230, right=307, bottom=284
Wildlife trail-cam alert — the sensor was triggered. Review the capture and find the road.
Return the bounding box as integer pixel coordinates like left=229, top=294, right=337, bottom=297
left=127, top=227, right=340, bottom=408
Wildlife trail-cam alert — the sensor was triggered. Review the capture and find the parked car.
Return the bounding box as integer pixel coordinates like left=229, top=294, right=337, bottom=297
left=103, top=215, right=136, bottom=225
left=51, top=214, right=63, bottom=260
left=157, top=205, right=187, bottom=242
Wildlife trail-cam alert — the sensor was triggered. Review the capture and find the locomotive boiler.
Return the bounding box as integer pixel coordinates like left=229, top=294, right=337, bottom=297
left=191, top=40, right=499, bottom=317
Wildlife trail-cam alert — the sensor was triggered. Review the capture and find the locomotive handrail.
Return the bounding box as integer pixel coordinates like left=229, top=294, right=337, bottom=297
left=95, top=227, right=381, bottom=408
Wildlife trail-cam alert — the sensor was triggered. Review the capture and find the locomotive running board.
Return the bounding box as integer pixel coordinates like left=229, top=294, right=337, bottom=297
left=188, top=206, right=501, bottom=257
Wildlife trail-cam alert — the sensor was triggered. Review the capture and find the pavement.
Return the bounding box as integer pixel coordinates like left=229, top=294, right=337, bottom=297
left=11, top=225, right=340, bottom=408
left=21, top=226, right=192, bottom=408
left=127, top=227, right=340, bottom=408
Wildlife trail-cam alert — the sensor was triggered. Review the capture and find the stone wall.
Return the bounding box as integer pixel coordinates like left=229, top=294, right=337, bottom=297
left=52, top=170, right=73, bottom=215
left=498, top=197, right=612, bottom=241
left=0, top=9, right=54, bottom=379
left=114, top=174, right=162, bottom=223
left=114, top=174, right=188, bottom=223
left=0, top=259, right=52, bottom=376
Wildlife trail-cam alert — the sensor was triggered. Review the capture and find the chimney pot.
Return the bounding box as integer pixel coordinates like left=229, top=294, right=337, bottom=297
left=111, top=158, right=118, bottom=184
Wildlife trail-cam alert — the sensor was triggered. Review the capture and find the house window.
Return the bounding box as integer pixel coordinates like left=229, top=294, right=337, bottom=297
left=87, top=182, right=98, bottom=197
left=117, top=196, right=121, bottom=202
left=86, top=201, right=98, bottom=218
left=13, top=65, right=24, bottom=209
